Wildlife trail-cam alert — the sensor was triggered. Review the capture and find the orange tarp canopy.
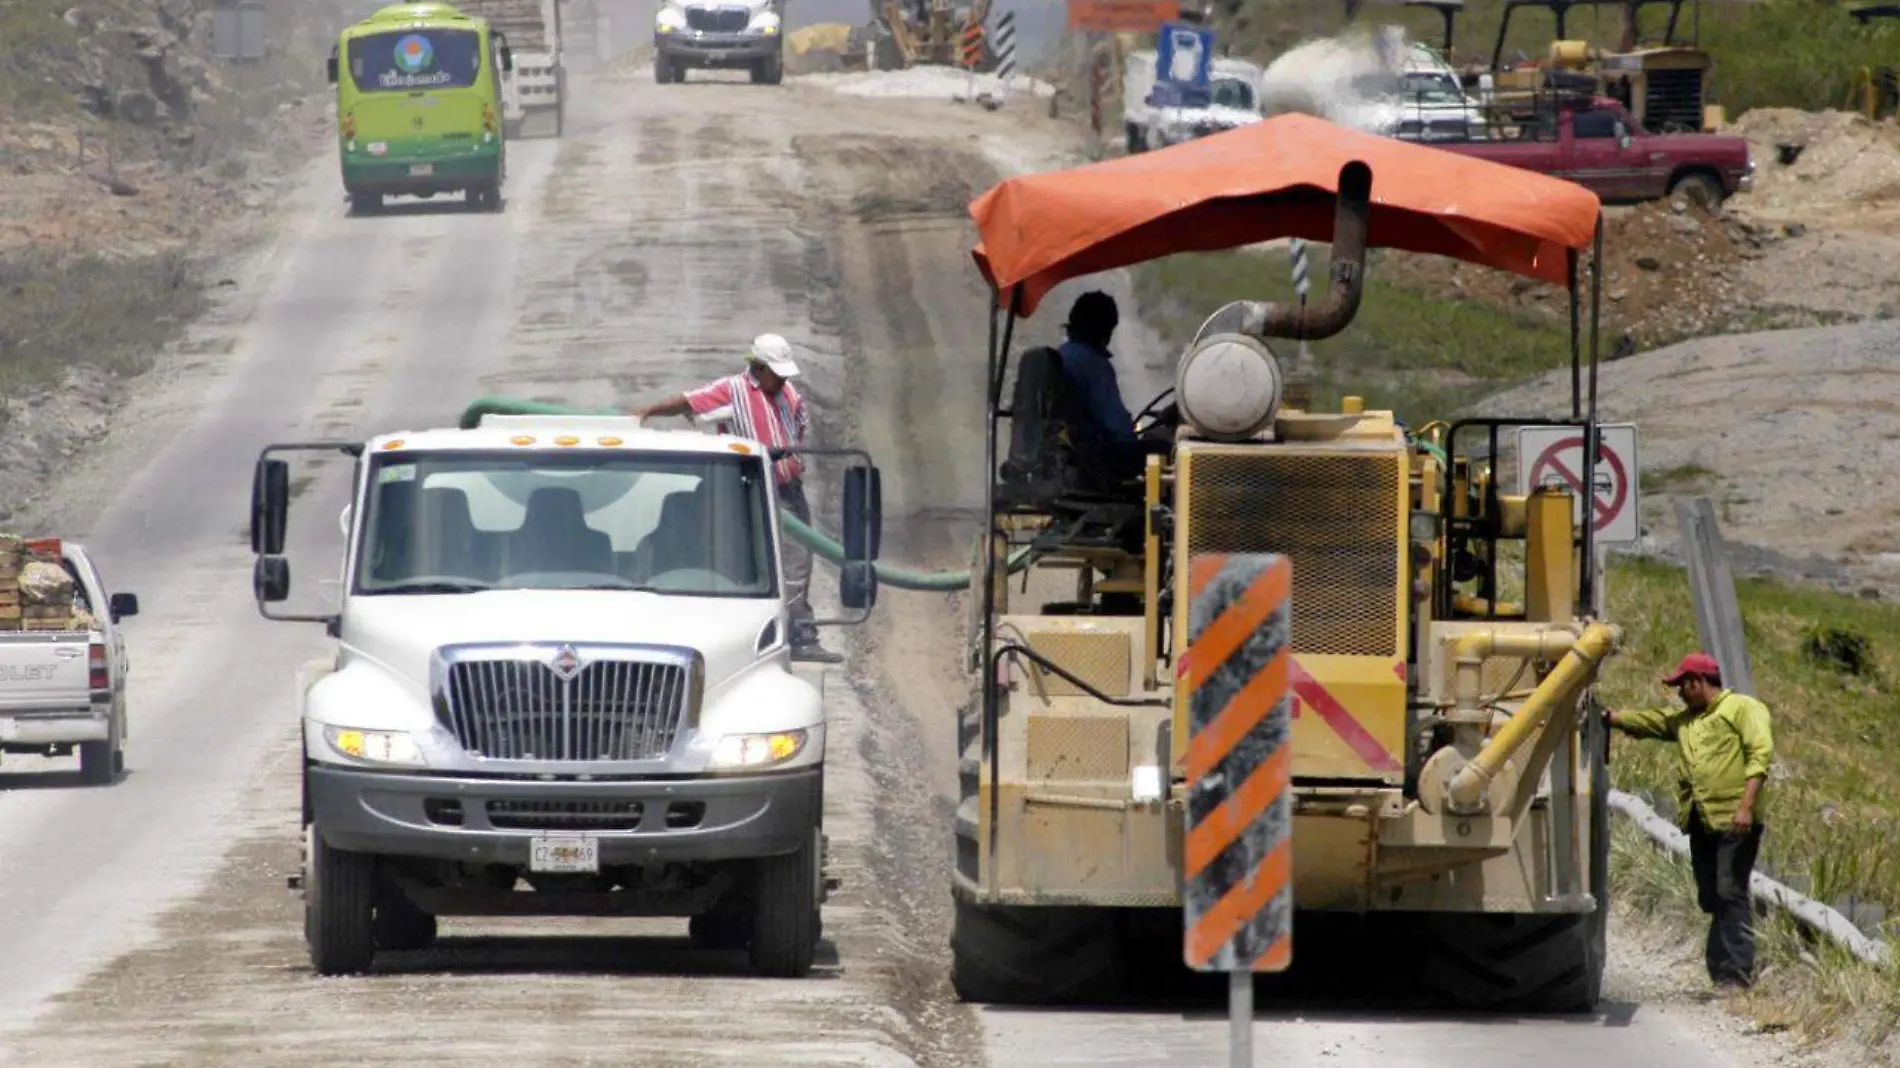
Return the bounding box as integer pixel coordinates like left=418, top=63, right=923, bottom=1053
left=969, top=112, right=1602, bottom=317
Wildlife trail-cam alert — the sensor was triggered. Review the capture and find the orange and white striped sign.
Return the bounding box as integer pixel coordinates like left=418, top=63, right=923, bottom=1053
left=1182, top=552, right=1293, bottom=973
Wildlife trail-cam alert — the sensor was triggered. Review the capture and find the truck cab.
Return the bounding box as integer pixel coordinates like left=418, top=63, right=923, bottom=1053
left=249, top=414, right=881, bottom=978
left=652, top=0, right=784, bottom=84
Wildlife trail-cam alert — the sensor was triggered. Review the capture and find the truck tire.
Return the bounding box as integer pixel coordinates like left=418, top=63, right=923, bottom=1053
left=1668, top=171, right=1724, bottom=211
left=373, top=891, right=438, bottom=953
left=78, top=714, right=121, bottom=785
left=749, top=830, right=819, bottom=977
left=304, top=824, right=378, bottom=975
left=349, top=191, right=382, bottom=216
left=949, top=896, right=1126, bottom=1004
left=752, top=53, right=783, bottom=85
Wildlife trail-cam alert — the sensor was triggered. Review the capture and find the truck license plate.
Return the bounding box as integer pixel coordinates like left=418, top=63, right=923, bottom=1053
left=409, top=163, right=434, bottom=177
left=530, top=835, right=598, bottom=873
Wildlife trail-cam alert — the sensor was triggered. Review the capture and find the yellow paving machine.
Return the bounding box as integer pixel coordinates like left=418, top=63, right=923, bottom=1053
left=950, top=114, right=1628, bottom=1012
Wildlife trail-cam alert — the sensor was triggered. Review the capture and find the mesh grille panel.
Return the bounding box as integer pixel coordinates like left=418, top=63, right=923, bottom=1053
left=1186, top=451, right=1401, bottom=657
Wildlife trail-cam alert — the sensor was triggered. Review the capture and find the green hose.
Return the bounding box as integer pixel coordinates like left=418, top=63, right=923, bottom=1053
left=459, top=397, right=1039, bottom=592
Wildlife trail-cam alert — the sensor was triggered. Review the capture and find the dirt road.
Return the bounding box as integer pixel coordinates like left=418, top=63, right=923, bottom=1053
left=0, top=60, right=1814, bottom=1068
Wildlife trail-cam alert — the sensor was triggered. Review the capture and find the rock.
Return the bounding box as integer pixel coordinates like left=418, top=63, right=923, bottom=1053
left=1608, top=289, right=1628, bottom=302
left=105, top=177, right=139, bottom=197
left=114, top=88, right=162, bottom=125
left=1635, top=255, right=1662, bottom=271
left=19, top=561, right=73, bottom=606
left=1785, top=222, right=1807, bottom=238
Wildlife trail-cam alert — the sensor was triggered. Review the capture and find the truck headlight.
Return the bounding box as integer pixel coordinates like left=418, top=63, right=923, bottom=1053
left=324, top=725, right=425, bottom=766
left=710, top=728, right=806, bottom=769
left=655, top=7, right=686, bottom=31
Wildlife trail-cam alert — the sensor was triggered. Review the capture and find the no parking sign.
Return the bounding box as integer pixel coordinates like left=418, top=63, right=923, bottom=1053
left=1515, top=424, right=1641, bottom=545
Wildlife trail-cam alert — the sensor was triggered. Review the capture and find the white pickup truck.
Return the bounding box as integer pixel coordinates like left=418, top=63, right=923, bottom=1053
left=249, top=413, right=881, bottom=977
left=0, top=540, right=139, bottom=785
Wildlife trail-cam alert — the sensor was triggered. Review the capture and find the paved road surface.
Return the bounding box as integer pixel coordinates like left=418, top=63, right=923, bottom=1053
left=0, top=60, right=1777, bottom=1068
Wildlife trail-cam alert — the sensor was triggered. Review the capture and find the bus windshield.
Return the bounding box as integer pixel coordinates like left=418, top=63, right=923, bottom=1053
left=347, top=28, right=483, bottom=93
left=354, top=450, right=779, bottom=599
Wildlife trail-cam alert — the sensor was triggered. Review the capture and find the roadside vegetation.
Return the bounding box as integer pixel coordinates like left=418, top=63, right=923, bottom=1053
left=0, top=249, right=203, bottom=397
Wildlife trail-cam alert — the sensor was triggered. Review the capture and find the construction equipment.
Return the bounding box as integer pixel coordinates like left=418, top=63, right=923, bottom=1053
left=873, top=0, right=998, bottom=70
left=785, top=22, right=875, bottom=74
left=1482, top=0, right=1716, bottom=132
left=1847, top=6, right=1900, bottom=121
left=952, top=113, right=1626, bottom=1012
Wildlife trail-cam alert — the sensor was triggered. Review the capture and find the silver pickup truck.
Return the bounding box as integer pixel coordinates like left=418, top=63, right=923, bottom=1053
left=0, top=542, right=139, bottom=785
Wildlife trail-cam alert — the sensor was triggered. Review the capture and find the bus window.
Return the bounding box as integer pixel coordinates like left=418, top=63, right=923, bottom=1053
left=347, top=28, right=483, bottom=92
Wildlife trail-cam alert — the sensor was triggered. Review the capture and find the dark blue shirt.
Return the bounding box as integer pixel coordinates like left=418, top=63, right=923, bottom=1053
left=1057, top=339, right=1136, bottom=446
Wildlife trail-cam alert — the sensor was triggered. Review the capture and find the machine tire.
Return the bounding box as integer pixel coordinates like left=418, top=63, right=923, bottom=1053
left=1668, top=171, right=1725, bottom=211
left=949, top=895, right=1126, bottom=1005
left=78, top=713, right=121, bottom=785
left=749, top=831, right=819, bottom=977
left=304, top=824, right=378, bottom=975
left=1417, top=910, right=1602, bottom=1013
left=373, top=891, right=438, bottom=952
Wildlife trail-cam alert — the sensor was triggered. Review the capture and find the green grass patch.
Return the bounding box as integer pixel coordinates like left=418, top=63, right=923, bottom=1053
left=1639, top=461, right=1720, bottom=493
left=0, top=249, right=203, bottom=399
left=0, top=1, right=85, bottom=117
left=1132, top=245, right=1572, bottom=426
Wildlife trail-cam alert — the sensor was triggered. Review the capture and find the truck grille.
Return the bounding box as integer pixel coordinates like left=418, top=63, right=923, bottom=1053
left=685, top=6, right=749, bottom=32
left=1184, top=449, right=1403, bottom=657
left=435, top=646, right=696, bottom=763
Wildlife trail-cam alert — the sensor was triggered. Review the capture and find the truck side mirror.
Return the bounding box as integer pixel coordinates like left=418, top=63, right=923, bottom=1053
left=839, top=465, right=881, bottom=611
left=255, top=556, right=291, bottom=603
left=108, top=593, right=139, bottom=621
left=251, top=457, right=290, bottom=556
left=498, top=36, right=514, bottom=72
left=326, top=56, right=338, bottom=84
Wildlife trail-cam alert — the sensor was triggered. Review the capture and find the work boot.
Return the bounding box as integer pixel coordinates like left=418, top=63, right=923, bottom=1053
left=791, top=639, right=843, bottom=664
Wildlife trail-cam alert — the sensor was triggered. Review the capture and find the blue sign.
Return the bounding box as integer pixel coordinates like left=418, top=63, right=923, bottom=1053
left=1155, top=21, right=1215, bottom=87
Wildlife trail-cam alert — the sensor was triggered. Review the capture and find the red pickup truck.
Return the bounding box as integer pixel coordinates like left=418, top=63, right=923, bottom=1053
left=1434, top=97, right=1754, bottom=207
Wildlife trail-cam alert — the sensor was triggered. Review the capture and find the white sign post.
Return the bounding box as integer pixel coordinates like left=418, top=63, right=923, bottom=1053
left=1515, top=423, right=1641, bottom=545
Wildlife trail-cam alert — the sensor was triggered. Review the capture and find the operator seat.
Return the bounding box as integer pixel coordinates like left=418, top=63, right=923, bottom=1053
left=997, top=346, right=1145, bottom=515
left=509, top=487, right=614, bottom=576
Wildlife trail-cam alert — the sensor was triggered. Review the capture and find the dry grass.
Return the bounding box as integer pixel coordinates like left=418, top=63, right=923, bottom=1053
left=0, top=248, right=204, bottom=396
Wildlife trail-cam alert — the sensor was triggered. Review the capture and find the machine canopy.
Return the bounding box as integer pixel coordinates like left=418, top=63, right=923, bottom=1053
left=968, top=112, right=1602, bottom=317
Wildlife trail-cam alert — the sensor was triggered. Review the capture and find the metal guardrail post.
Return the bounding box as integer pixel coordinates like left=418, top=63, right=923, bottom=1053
left=1674, top=495, right=1753, bottom=695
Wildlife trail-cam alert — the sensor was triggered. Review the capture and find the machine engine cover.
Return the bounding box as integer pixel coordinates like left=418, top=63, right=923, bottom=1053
left=1175, top=332, right=1284, bottom=442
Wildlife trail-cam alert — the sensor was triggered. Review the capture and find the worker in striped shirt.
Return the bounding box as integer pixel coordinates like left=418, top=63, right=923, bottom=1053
left=634, top=334, right=842, bottom=664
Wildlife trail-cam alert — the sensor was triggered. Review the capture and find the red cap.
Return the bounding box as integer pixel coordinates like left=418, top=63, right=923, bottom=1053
left=1662, top=652, right=1720, bottom=685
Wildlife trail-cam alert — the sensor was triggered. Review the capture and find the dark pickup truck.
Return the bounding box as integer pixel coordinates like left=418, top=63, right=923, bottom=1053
left=1434, top=96, right=1754, bottom=207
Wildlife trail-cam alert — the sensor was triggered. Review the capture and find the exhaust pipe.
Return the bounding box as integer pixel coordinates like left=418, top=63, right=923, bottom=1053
left=1198, top=160, right=1372, bottom=344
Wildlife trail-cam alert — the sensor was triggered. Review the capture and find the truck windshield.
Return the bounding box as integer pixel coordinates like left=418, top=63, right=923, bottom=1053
left=354, top=451, right=778, bottom=598
left=346, top=28, right=482, bottom=93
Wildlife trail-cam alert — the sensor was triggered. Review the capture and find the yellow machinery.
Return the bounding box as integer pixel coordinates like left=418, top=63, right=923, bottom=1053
left=953, top=118, right=1625, bottom=1011
left=1481, top=0, right=1718, bottom=132
left=874, top=0, right=995, bottom=69
left=1847, top=6, right=1900, bottom=121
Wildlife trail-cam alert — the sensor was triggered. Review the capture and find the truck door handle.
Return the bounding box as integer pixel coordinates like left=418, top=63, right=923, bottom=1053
left=54, top=647, right=80, bottom=659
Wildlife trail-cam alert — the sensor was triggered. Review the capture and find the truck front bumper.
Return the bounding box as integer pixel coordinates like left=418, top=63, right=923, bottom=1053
left=654, top=31, right=780, bottom=67
left=0, top=707, right=110, bottom=746
left=308, top=763, right=820, bottom=865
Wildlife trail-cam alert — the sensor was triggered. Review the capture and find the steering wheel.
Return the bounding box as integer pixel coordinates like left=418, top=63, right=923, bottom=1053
left=1132, top=386, right=1177, bottom=436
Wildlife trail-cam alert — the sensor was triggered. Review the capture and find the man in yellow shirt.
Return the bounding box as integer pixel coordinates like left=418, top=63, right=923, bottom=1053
left=1607, top=651, right=1774, bottom=990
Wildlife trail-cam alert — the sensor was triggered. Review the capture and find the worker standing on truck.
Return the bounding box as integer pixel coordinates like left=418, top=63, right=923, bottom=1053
left=632, top=334, right=843, bottom=665
left=1606, top=651, right=1775, bottom=990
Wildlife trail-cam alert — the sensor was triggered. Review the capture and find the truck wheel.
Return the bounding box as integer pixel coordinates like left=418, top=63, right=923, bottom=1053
left=373, top=891, right=438, bottom=952
left=304, top=824, right=378, bottom=975
left=1125, top=123, right=1142, bottom=154
left=78, top=714, right=122, bottom=785
left=689, top=909, right=753, bottom=951
left=748, top=832, right=819, bottom=977
left=1669, top=172, right=1724, bottom=211
left=950, top=895, right=1126, bottom=1004
left=349, top=191, right=382, bottom=216
left=752, top=53, right=783, bottom=85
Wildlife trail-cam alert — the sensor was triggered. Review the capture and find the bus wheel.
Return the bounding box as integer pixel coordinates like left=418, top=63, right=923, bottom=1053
left=349, top=191, right=382, bottom=215
left=470, top=184, right=502, bottom=212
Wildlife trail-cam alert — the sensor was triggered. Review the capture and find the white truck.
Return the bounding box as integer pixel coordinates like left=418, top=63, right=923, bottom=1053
left=1121, top=49, right=1265, bottom=153
left=249, top=413, right=882, bottom=977
left=652, top=0, right=784, bottom=84
left=452, top=0, right=567, bottom=136
left=0, top=540, right=139, bottom=785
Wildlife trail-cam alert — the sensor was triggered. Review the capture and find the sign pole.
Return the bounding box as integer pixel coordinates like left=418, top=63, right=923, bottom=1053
left=1183, top=552, right=1293, bottom=1068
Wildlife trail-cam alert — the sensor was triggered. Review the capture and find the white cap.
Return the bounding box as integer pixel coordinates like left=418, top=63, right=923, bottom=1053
left=748, top=333, right=800, bottom=379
